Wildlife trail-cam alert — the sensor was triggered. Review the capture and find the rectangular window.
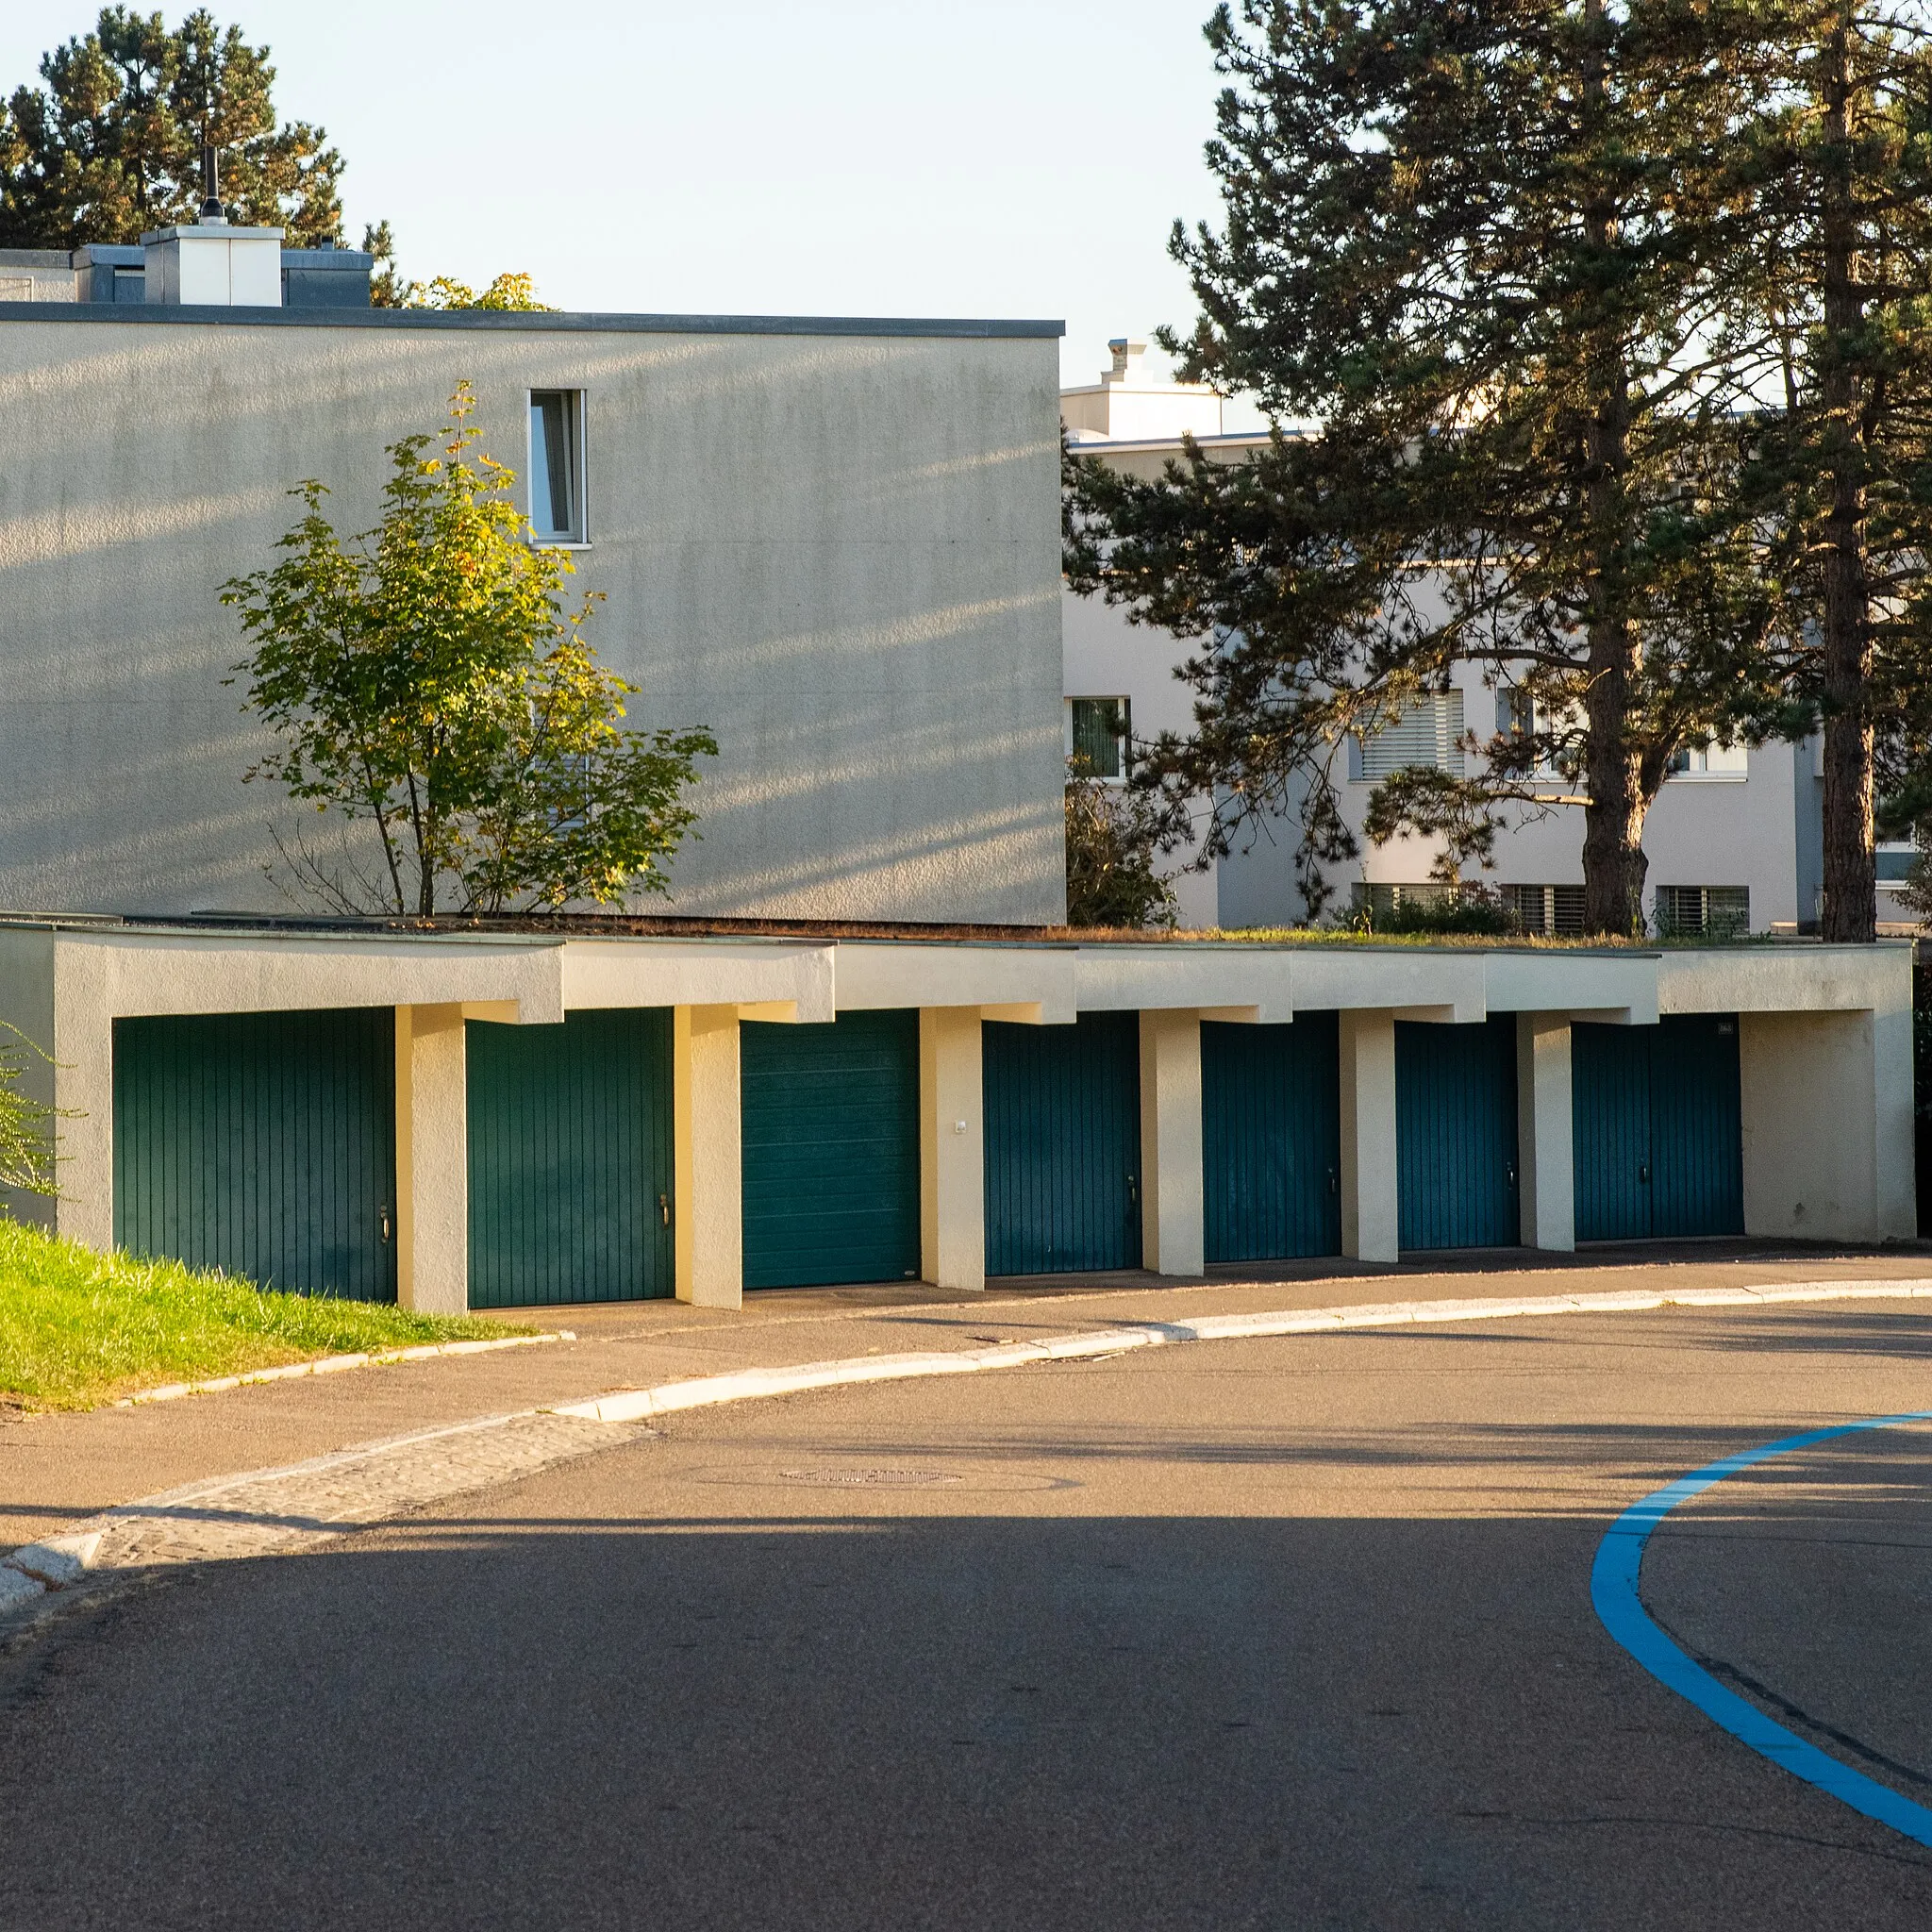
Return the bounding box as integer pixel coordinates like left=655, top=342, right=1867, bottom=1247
left=1359, top=691, right=1465, bottom=780
left=528, top=390, right=586, bottom=544
left=1503, top=884, right=1587, bottom=936
left=1657, top=885, right=1750, bottom=936
left=1067, top=696, right=1130, bottom=780
left=1665, top=741, right=1748, bottom=780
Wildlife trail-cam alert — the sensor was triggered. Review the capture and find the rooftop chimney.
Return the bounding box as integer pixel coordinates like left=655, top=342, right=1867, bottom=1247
left=198, top=133, right=225, bottom=225
left=1060, top=335, right=1224, bottom=444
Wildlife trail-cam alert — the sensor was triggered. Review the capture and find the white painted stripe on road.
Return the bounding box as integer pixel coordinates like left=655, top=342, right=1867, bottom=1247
left=554, top=1278, right=1932, bottom=1424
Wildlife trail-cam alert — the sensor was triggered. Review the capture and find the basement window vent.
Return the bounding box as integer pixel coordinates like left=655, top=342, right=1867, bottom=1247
left=1503, top=884, right=1586, bottom=936
left=1656, top=885, right=1750, bottom=938
left=528, top=390, right=587, bottom=544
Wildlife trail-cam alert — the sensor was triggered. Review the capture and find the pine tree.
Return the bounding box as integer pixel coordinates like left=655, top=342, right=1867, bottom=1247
left=1724, top=1, right=1932, bottom=940
left=0, top=8, right=342, bottom=248
left=1068, top=0, right=1780, bottom=934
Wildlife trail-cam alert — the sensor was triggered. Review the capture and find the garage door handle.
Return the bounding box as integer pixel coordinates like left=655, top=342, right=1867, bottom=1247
left=658, top=1192, right=672, bottom=1228
left=379, top=1205, right=392, bottom=1244
left=1639, top=1163, right=1651, bottom=1185
left=1127, top=1174, right=1138, bottom=1208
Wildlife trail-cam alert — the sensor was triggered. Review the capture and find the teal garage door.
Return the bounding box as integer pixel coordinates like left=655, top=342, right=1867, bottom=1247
left=983, top=1011, right=1141, bottom=1276
left=1202, top=1013, right=1341, bottom=1263
left=1573, top=1015, right=1743, bottom=1241
left=741, top=1008, right=921, bottom=1289
left=467, top=1008, right=674, bottom=1308
left=1396, top=1015, right=1520, bottom=1251
left=113, top=1008, right=397, bottom=1300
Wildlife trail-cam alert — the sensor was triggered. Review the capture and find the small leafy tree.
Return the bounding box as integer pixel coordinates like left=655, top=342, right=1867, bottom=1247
left=224, top=384, right=717, bottom=916
left=358, top=223, right=554, bottom=311
left=0, top=1024, right=66, bottom=1203
left=1065, top=762, right=1178, bottom=929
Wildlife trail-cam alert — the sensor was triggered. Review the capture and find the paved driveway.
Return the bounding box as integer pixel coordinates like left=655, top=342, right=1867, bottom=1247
left=7, top=1300, right=1932, bottom=1928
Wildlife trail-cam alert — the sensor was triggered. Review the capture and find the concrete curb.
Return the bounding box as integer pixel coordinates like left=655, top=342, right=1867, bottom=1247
left=6, top=1276, right=1930, bottom=1624
left=107, top=1329, right=575, bottom=1407
left=553, top=1277, right=1932, bottom=1424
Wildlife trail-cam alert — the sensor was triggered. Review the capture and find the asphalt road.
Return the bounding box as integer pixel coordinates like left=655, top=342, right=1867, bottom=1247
left=8, top=1301, right=1932, bottom=1929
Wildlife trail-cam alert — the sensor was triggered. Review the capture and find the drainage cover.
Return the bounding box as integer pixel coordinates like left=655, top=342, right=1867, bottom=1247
left=777, top=1467, right=962, bottom=1489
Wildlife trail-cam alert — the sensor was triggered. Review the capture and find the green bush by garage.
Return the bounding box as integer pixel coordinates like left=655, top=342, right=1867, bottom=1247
left=112, top=1007, right=397, bottom=1300
left=983, top=1011, right=1141, bottom=1275
left=1202, top=1013, right=1341, bottom=1263
left=1572, top=1015, right=1743, bottom=1241
left=466, top=1008, right=675, bottom=1308
left=1395, top=1016, right=1520, bottom=1251
left=740, top=1008, right=921, bottom=1289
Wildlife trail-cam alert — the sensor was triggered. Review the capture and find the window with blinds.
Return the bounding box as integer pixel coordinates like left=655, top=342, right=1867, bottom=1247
left=1067, top=697, right=1129, bottom=779
left=1359, top=691, right=1466, bottom=779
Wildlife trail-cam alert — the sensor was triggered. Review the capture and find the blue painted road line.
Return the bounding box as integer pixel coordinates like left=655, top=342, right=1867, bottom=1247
left=1592, top=1410, right=1932, bottom=1848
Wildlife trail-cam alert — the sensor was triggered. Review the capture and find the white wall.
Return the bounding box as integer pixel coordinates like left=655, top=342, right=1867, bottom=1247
left=0, top=313, right=1066, bottom=924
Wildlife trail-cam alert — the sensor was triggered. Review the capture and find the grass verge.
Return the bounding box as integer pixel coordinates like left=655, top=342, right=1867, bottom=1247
left=0, top=1218, right=519, bottom=1412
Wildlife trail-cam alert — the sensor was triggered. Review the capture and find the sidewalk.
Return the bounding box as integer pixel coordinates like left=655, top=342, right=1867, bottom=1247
left=4, top=1240, right=1928, bottom=1550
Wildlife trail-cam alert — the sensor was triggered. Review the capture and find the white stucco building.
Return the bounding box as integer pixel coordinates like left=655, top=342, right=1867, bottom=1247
left=0, top=233, right=1066, bottom=926
left=1062, top=340, right=1913, bottom=936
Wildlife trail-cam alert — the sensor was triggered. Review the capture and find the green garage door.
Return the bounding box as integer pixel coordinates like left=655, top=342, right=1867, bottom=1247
left=983, top=1011, right=1141, bottom=1276
left=1573, top=1015, right=1743, bottom=1241
left=467, top=1008, right=675, bottom=1308
left=113, top=1008, right=397, bottom=1300
left=741, top=1009, right=921, bottom=1290
left=1396, top=1015, right=1520, bottom=1251
left=1202, top=1013, right=1341, bottom=1263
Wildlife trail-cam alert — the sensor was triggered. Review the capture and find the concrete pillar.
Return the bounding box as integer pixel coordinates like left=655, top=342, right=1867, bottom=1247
left=1139, top=1008, right=1204, bottom=1276
left=1516, top=1013, right=1575, bottom=1251
left=394, top=1004, right=470, bottom=1315
left=1339, top=1010, right=1400, bottom=1264
left=1740, top=1008, right=1916, bottom=1241
left=920, top=1008, right=985, bottom=1291
left=675, top=1004, right=743, bottom=1307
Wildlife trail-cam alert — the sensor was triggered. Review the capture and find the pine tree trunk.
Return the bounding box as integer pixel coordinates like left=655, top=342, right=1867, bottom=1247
left=1576, top=0, right=1648, bottom=937
left=1582, top=676, right=1648, bottom=934
left=1818, top=16, right=1876, bottom=942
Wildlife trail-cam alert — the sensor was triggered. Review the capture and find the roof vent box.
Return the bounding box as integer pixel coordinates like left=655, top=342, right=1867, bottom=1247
left=141, top=224, right=284, bottom=307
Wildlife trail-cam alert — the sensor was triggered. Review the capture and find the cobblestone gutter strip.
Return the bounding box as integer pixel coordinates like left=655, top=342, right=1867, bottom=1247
left=6, top=1275, right=1930, bottom=1632
left=110, top=1330, right=575, bottom=1408
left=0, top=1408, right=646, bottom=1630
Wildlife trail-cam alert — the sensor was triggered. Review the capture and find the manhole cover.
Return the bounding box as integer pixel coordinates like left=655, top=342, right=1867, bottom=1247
left=777, top=1467, right=962, bottom=1489
left=685, top=1463, right=1079, bottom=1493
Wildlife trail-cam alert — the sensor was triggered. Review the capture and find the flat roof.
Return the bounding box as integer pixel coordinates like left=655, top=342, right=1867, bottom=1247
left=0, top=302, right=1064, bottom=340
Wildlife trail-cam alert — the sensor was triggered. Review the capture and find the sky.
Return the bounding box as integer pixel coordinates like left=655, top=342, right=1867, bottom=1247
left=0, top=0, right=1259, bottom=404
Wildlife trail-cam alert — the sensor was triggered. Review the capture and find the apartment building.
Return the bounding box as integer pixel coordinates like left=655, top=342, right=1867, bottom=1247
left=1061, top=340, right=1908, bottom=935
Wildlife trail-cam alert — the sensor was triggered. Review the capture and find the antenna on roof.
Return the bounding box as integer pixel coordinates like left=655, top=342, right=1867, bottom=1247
left=198, top=92, right=225, bottom=225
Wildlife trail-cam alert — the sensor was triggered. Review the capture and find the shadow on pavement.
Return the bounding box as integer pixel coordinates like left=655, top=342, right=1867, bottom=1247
left=5, top=1496, right=1931, bottom=1930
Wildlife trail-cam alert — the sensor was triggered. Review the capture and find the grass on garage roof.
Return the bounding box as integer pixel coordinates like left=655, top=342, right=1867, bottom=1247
left=0, top=1217, right=517, bottom=1412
